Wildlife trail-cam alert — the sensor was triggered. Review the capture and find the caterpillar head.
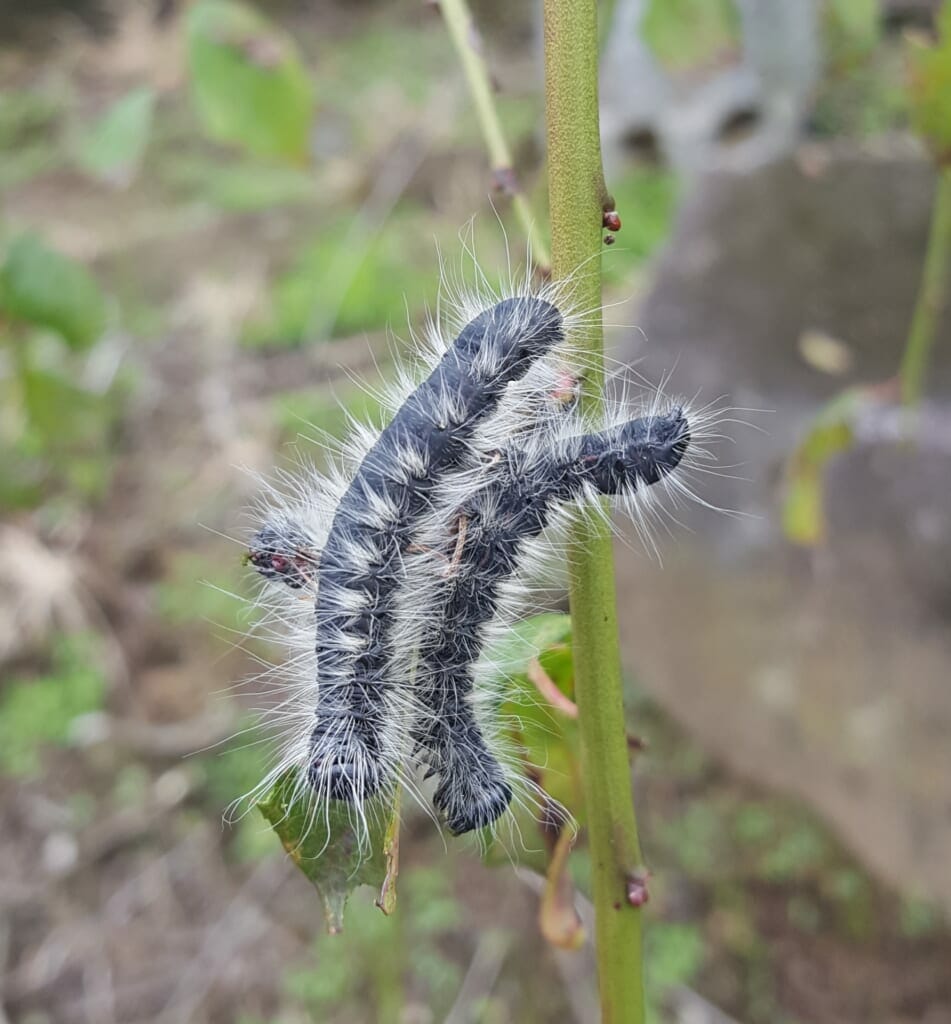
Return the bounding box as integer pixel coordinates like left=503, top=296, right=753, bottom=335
left=624, top=406, right=690, bottom=485
left=582, top=407, right=690, bottom=494
left=247, top=521, right=318, bottom=590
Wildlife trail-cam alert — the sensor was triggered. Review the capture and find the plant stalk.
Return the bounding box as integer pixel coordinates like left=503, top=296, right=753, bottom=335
left=542, top=1, right=645, bottom=1022
left=900, top=167, right=951, bottom=406
left=439, top=0, right=552, bottom=274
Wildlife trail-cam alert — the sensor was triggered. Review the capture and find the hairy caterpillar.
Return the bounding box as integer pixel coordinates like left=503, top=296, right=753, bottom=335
left=404, top=408, right=689, bottom=835
left=251, top=294, right=565, bottom=813
left=243, top=269, right=726, bottom=847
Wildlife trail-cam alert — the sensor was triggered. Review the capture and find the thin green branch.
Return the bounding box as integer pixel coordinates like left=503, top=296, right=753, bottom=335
left=439, top=0, right=552, bottom=274
left=900, top=167, right=951, bottom=407
left=543, top=1, right=645, bottom=1022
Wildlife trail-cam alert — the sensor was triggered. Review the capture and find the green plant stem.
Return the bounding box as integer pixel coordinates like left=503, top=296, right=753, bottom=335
left=900, top=167, right=951, bottom=406
left=542, top=2, right=645, bottom=1022
left=439, top=0, right=552, bottom=274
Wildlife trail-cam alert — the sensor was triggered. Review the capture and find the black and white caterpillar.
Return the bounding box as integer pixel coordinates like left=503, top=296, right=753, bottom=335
left=403, top=408, right=689, bottom=835
left=241, top=272, right=725, bottom=845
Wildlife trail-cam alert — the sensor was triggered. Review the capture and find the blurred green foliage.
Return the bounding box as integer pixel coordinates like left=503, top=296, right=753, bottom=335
left=782, top=385, right=877, bottom=546
left=161, top=153, right=316, bottom=211
left=0, top=86, right=68, bottom=190
left=0, top=634, right=105, bottom=777
left=657, top=788, right=836, bottom=888
left=900, top=894, right=943, bottom=939
left=75, top=86, right=156, bottom=185
left=155, top=550, right=248, bottom=632
left=908, top=1, right=951, bottom=162
left=186, top=0, right=315, bottom=162
left=271, top=377, right=388, bottom=446
left=199, top=716, right=286, bottom=863
left=825, top=0, right=881, bottom=65
left=318, top=21, right=538, bottom=140
left=0, top=232, right=123, bottom=509
left=756, top=820, right=829, bottom=883
left=657, top=800, right=725, bottom=879
left=1, top=232, right=106, bottom=349
left=244, top=208, right=438, bottom=346
left=111, top=762, right=152, bottom=809
left=603, top=169, right=679, bottom=282
left=641, top=0, right=740, bottom=72
left=202, top=716, right=271, bottom=812
left=645, top=922, right=705, bottom=1023
left=812, top=0, right=913, bottom=138
left=283, top=867, right=462, bottom=1022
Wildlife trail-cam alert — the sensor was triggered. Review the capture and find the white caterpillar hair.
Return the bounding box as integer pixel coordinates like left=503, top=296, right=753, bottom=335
left=235, top=253, right=734, bottom=854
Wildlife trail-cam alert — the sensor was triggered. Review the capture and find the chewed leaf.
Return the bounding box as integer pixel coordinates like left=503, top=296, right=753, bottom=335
left=257, top=769, right=399, bottom=933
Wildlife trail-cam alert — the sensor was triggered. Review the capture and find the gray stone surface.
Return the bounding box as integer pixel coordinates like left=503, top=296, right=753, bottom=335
left=613, top=151, right=951, bottom=914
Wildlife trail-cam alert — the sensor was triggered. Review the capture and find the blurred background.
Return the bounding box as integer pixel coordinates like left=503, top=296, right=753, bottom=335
left=1, top=0, right=950, bottom=1021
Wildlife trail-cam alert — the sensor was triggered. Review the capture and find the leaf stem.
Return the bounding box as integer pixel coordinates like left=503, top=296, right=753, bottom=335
left=542, top=1, right=646, bottom=1022
left=439, top=0, right=552, bottom=274
left=900, top=167, right=951, bottom=407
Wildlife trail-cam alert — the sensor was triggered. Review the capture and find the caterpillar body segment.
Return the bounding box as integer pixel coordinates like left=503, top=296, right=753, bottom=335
left=407, top=408, right=690, bottom=833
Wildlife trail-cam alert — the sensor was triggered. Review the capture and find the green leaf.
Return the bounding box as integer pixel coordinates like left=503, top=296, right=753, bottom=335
left=482, top=614, right=583, bottom=872
left=257, top=769, right=399, bottom=932
left=641, top=0, right=741, bottom=74
left=76, top=87, right=155, bottom=185
left=19, top=365, right=99, bottom=442
left=0, top=234, right=107, bottom=349
left=907, top=3, right=951, bottom=163
left=186, top=0, right=314, bottom=162
left=484, top=612, right=572, bottom=681
left=782, top=386, right=884, bottom=546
